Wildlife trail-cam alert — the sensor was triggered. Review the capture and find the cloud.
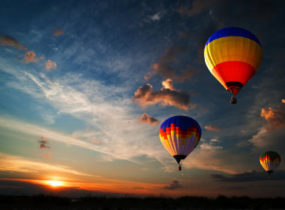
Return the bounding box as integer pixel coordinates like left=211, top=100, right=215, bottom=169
left=249, top=127, right=285, bottom=150
left=0, top=116, right=110, bottom=158
left=260, top=105, right=285, bottom=129
left=45, top=59, right=57, bottom=71
left=53, top=28, right=64, bottom=36
left=249, top=104, right=285, bottom=150
left=138, top=113, right=159, bottom=125
left=0, top=179, right=115, bottom=197
left=0, top=152, right=90, bottom=177
left=164, top=180, right=182, bottom=190
left=177, top=0, right=216, bottom=16
left=161, top=78, right=174, bottom=90
left=183, top=143, right=239, bottom=174
left=144, top=46, right=196, bottom=82
left=23, top=51, right=38, bottom=63
left=92, top=138, right=100, bottom=144
left=133, top=79, right=190, bottom=110
left=150, top=12, right=163, bottom=21
left=0, top=59, right=167, bottom=165
left=204, top=125, right=221, bottom=132
left=0, top=35, right=27, bottom=50
left=211, top=170, right=285, bottom=182
left=210, top=138, right=219, bottom=143
left=42, top=151, right=51, bottom=159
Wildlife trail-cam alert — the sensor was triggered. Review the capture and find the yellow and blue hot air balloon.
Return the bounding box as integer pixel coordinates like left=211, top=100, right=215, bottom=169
left=204, top=27, right=262, bottom=104
left=260, top=151, right=281, bottom=175
left=159, top=116, right=201, bottom=171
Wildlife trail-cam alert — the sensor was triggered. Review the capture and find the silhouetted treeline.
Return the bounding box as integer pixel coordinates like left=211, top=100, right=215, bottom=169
left=0, top=195, right=285, bottom=210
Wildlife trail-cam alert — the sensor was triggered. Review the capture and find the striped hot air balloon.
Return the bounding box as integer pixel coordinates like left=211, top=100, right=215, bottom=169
left=159, top=116, right=201, bottom=171
left=260, top=151, right=281, bottom=175
left=204, top=27, right=262, bottom=104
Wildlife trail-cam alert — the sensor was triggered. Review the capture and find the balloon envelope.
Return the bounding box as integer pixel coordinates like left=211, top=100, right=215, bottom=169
left=260, top=151, right=281, bottom=174
left=204, top=27, right=262, bottom=96
left=159, top=116, right=201, bottom=167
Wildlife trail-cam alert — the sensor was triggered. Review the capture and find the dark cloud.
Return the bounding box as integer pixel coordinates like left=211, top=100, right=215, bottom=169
left=133, top=79, right=190, bottom=110
left=177, top=0, right=280, bottom=26
left=0, top=180, right=47, bottom=196
left=211, top=170, right=285, bottom=182
left=164, top=180, right=182, bottom=190
left=177, top=0, right=216, bottom=17
left=0, top=180, right=105, bottom=197
left=144, top=46, right=196, bottom=82
left=204, top=125, right=221, bottom=132
left=209, top=0, right=279, bottom=24
left=176, top=25, right=220, bottom=64
left=0, top=35, right=27, bottom=50
left=39, top=136, right=50, bottom=149
left=138, top=113, right=159, bottom=125
left=53, top=28, right=64, bottom=36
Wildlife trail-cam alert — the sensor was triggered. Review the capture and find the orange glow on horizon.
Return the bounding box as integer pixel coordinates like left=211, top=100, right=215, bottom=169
left=46, top=180, right=64, bottom=187
left=0, top=177, right=205, bottom=197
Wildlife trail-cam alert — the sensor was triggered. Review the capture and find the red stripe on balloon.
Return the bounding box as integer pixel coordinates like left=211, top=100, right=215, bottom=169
left=212, top=61, right=256, bottom=90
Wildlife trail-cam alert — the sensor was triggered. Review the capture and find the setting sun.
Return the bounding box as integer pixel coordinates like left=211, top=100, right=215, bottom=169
left=46, top=180, right=63, bottom=187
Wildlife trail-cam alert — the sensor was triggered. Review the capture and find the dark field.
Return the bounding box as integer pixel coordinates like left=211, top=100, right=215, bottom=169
left=1, top=195, right=285, bottom=210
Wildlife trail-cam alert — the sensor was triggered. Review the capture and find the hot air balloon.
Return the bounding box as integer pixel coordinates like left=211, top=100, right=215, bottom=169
left=204, top=27, right=262, bottom=104
left=260, top=151, right=281, bottom=175
left=159, top=116, right=201, bottom=171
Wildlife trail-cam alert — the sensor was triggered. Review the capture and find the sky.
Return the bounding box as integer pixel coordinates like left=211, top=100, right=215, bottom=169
left=0, top=0, right=285, bottom=198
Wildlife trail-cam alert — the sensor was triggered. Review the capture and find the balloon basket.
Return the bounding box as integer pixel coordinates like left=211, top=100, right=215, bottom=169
left=230, top=96, right=237, bottom=104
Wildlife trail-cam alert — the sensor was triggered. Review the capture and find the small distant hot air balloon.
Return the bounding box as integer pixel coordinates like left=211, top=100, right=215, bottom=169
left=159, top=116, right=201, bottom=171
left=204, top=27, right=262, bottom=104
left=260, top=151, right=281, bottom=175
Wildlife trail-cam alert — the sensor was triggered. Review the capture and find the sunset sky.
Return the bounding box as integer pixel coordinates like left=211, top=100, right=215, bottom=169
left=0, top=0, right=284, bottom=198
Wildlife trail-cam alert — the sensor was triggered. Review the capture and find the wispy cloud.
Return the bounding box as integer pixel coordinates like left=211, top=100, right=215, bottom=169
left=92, top=138, right=100, bottom=145
left=53, top=28, right=64, bottom=36
left=204, top=125, right=221, bottom=132
left=0, top=116, right=104, bottom=156
left=0, top=35, right=27, bottom=50
left=0, top=152, right=90, bottom=177
left=183, top=143, right=238, bottom=174
left=45, top=60, right=57, bottom=71
left=144, top=46, right=196, bottom=82
left=210, top=138, right=219, bottom=143
left=133, top=79, right=190, bottom=110
left=0, top=59, right=165, bottom=164
left=138, top=113, right=159, bottom=126
left=249, top=126, right=285, bottom=150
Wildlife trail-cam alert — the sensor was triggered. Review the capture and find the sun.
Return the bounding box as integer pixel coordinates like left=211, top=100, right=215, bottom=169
left=46, top=180, right=63, bottom=187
